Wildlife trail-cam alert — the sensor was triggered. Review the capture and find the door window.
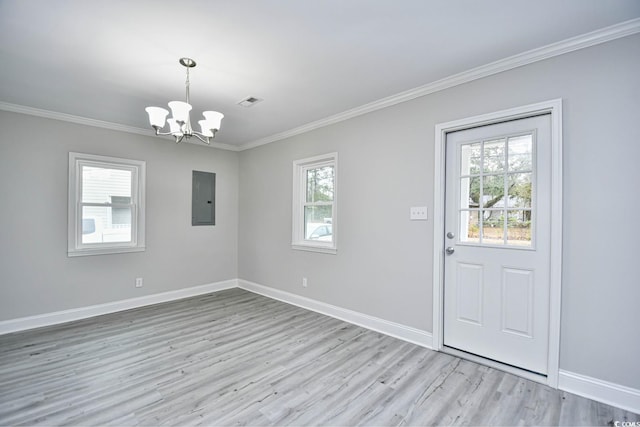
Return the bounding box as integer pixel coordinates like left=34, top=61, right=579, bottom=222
left=459, top=133, right=534, bottom=247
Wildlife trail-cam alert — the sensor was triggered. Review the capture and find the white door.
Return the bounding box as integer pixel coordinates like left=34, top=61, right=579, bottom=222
left=443, top=114, right=551, bottom=375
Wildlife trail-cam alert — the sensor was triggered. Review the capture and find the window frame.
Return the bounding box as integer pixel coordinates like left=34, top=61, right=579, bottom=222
left=292, top=152, right=338, bottom=254
left=68, top=152, right=146, bottom=257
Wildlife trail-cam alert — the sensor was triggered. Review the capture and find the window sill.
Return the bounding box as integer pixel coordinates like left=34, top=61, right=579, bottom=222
left=68, top=246, right=146, bottom=257
left=291, top=243, right=337, bottom=255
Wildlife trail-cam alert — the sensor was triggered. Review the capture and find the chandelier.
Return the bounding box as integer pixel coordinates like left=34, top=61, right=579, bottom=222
left=145, top=58, right=224, bottom=145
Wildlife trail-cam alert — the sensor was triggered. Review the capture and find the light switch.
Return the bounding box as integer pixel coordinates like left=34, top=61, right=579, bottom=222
left=410, top=206, right=428, bottom=220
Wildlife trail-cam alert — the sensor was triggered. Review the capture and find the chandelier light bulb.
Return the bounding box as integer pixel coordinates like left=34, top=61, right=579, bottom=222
left=168, top=101, right=192, bottom=125
left=202, top=111, right=224, bottom=131
left=167, top=119, right=182, bottom=135
left=198, top=120, right=214, bottom=137
left=145, top=107, right=169, bottom=129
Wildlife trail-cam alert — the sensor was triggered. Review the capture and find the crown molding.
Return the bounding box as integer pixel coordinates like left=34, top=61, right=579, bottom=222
left=2, top=18, right=638, bottom=152
left=0, top=101, right=151, bottom=135
left=238, top=17, right=640, bottom=151
left=0, top=102, right=241, bottom=152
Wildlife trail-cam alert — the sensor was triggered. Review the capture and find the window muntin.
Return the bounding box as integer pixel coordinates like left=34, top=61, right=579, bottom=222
left=68, top=153, right=145, bottom=256
left=458, top=133, right=534, bottom=247
left=292, top=153, right=337, bottom=254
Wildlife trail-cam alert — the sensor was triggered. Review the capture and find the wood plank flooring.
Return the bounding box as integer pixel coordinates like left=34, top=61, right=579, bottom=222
left=0, top=288, right=637, bottom=426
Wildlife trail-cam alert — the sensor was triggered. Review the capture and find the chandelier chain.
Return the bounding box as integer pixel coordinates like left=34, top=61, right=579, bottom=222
left=185, top=66, right=191, bottom=105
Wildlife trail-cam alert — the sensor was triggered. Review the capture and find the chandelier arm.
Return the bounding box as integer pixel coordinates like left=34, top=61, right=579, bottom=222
left=152, top=126, right=177, bottom=137
left=194, top=129, right=217, bottom=139
left=193, top=132, right=213, bottom=145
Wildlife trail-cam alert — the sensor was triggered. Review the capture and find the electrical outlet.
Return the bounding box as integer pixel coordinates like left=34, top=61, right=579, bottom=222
left=410, top=206, right=428, bottom=221
left=135, top=277, right=143, bottom=288
left=302, top=277, right=308, bottom=288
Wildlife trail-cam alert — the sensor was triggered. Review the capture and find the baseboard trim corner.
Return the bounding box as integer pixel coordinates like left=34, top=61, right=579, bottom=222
left=558, top=370, right=640, bottom=414
left=0, top=279, right=238, bottom=335
left=238, top=279, right=433, bottom=349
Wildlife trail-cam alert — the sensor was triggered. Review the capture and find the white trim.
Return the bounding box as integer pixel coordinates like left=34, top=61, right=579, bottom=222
left=0, top=102, right=241, bottom=152
left=3, top=277, right=639, bottom=413
left=0, top=279, right=237, bottom=335
left=238, top=279, right=433, bottom=349
left=559, top=370, right=640, bottom=414
left=292, top=152, right=338, bottom=254
left=290, top=244, right=337, bottom=255
left=0, top=276, right=429, bottom=348
left=432, top=99, right=563, bottom=388
left=239, top=18, right=640, bottom=150
left=68, top=152, right=147, bottom=257
left=0, top=102, right=152, bottom=136
left=2, top=19, right=637, bottom=153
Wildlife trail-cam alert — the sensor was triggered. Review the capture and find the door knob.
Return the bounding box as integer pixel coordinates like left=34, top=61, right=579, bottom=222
left=445, top=247, right=455, bottom=255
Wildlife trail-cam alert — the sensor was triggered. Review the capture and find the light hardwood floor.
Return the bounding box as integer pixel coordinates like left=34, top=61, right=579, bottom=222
left=0, top=288, right=637, bottom=426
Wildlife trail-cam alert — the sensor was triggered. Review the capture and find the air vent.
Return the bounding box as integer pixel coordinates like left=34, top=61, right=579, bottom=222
left=237, top=96, right=263, bottom=108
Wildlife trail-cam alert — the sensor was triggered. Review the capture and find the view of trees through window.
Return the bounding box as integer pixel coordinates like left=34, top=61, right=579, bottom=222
left=304, top=165, right=334, bottom=241
left=460, top=135, right=533, bottom=246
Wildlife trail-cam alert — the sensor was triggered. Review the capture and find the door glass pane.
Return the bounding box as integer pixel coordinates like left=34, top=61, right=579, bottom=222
left=460, top=210, right=480, bottom=244
left=507, top=173, right=532, bottom=208
left=482, top=175, right=504, bottom=208
left=483, top=139, right=506, bottom=173
left=508, top=135, right=533, bottom=172
left=460, top=177, right=480, bottom=209
left=506, top=210, right=532, bottom=247
left=482, top=210, right=505, bottom=245
left=82, top=166, right=132, bottom=203
left=82, top=206, right=131, bottom=244
left=304, top=206, right=333, bottom=242
left=461, top=142, right=481, bottom=175
left=306, top=166, right=334, bottom=203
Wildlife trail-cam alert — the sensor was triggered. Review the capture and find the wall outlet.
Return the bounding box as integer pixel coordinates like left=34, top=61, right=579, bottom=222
left=135, top=277, right=143, bottom=288
left=410, top=206, right=428, bottom=221
left=302, top=277, right=308, bottom=288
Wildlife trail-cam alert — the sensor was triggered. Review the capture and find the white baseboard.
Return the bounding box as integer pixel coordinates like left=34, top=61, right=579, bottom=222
left=0, top=279, right=238, bottom=335
left=4, top=278, right=638, bottom=414
left=559, top=370, right=640, bottom=414
left=238, top=279, right=433, bottom=349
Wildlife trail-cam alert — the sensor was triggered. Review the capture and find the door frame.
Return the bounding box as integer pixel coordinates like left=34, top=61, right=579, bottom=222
left=432, top=99, right=563, bottom=388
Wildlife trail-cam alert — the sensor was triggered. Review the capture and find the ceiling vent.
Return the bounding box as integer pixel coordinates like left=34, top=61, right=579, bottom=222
left=237, top=96, right=263, bottom=108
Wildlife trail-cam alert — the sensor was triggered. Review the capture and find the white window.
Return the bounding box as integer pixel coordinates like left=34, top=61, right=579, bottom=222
left=292, top=152, right=337, bottom=254
left=68, top=152, right=146, bottom=257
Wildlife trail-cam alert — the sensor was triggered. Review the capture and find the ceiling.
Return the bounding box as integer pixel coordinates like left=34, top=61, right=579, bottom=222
left=1, top=1, right=639, bottom=149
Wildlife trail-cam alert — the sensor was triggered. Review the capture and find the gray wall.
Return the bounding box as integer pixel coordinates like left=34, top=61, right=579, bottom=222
left=1, top=34, right=637, bottom=391
left=238, top=34, right=640, bottom=389
left=0, top=112, right=239, bottom=320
